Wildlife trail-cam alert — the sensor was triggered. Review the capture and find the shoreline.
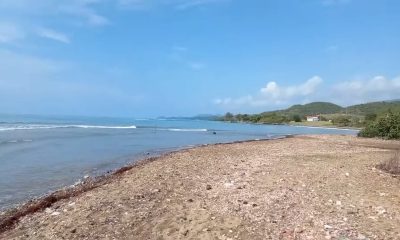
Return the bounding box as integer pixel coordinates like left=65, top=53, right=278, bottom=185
left=0, top=135, right=290, bottom=233
left=217, top=120, right=361, bottom=131
left=2, top=134, right=399, bottom=239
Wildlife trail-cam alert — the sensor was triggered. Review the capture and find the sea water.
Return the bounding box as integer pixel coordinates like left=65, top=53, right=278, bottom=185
left=0, top=114, right=358, bottom=211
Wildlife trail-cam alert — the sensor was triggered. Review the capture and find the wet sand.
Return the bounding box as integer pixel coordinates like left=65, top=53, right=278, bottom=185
left=1, top=135, right=400, bottom=239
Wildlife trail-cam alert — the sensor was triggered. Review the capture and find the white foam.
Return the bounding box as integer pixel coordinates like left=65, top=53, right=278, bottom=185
left=162, top=128, right=208, bottom=132
left=0, top=124, right=137, bottom=131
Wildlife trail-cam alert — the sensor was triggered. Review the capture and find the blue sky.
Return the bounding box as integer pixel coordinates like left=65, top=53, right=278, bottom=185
left=0, top=0, right=399, bottom=117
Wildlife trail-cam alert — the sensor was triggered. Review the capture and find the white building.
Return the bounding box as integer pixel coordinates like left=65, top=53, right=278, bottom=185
left=306, top=115, right=320, bottom=122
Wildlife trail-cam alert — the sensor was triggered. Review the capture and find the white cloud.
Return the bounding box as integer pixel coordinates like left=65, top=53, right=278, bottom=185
left=215, top=76, right=323, bottom=108
left=36, top=27, right=70, bottom=43
left=170, top=46, right=207, bottom=71
left=189, top=61, right=206, bottom=70
left=175, top=0, right=228, bottom=10
left=59, top=1, right=110, bottom=26
left=214, top=75, right=400, bottom=110
left=116, top=0, right=228, bottom=10
left=260, top=76, right=322, bottom=102
left=0, top=22, right=25, bottom=43
left=333, top=76, right=400, bottom=104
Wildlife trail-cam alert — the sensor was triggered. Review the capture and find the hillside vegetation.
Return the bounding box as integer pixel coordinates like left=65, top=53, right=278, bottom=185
left=219, top=100, right=400, bottom=129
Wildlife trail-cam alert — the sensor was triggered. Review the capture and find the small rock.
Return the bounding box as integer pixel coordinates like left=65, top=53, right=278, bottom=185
left=187, top=198, right=194, bottom=202
left=51, top=211, right=60, bottom=216
left=206, top=185, right=212, bottom=190
left=376, top=206, right=386, bottom=215
left=71, top=228, right=77, bottom=234
left=357, top=233, right=367, bottom=240
left=324, top=224, right=333, bottom=229
left=243, top=201, right=248, bottom=205
left=345, top=173, right=350, bottom=177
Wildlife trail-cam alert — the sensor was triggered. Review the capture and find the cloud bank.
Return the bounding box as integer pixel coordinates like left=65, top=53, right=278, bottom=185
left=214, top=75, right=400, bottom=110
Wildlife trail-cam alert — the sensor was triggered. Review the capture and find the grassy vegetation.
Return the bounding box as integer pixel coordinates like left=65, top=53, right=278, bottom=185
left=377, top=151, right=400, bottom=175
left=289, top=121, right=335, bottom=127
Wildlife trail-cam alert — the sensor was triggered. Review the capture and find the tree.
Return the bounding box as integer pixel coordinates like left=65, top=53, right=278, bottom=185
left=292, top=114, right=302, bottom=122
left=358, top=112, right=400, bottom=139
left=224, top=112, right=235, bottom=121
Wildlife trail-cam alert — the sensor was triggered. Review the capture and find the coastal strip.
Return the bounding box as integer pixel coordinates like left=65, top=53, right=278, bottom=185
left=0, top=136, right=288, bottom=233
left=1, top=135, right=400, bottom=239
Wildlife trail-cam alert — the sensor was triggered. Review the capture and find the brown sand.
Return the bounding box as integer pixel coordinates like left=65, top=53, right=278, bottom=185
left=1, top=135, right=400, bottom=240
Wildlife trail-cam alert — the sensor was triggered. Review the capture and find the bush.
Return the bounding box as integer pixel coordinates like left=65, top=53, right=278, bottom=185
left=365, top=113, right=377, bottom=122
left=332, top=116, right=351, bottom=127
left=292, top=114, right=302, bottom=122
left=358, top=112, right=400, bottom=139
left=377, top=151, right=400, bottom=175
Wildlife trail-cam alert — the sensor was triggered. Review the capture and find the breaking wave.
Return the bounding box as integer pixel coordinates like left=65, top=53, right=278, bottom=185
left=0, top=124, right=137, bottom=131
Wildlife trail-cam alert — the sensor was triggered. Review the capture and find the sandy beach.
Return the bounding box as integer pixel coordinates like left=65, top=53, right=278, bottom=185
left=1, top=135, right=400, bottom=239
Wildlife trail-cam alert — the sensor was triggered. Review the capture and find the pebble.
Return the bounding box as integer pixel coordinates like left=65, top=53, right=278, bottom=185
left=206, top=185, right=212, bottom=190
left=324, top=224, right=333, bottom=229
left=357, top=233, right=367, bottom=240
left=51, top=211, right=60, bottom=216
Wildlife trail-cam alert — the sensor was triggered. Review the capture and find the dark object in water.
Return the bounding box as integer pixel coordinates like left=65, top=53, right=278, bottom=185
left=213, top=131, right=217, bottom=135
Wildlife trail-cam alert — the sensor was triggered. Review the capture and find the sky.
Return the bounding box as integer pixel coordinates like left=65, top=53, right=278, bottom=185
left=0, top=0, right=399, bottom=117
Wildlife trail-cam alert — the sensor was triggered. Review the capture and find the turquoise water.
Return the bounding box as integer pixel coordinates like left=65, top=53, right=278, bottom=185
left=0, top=115, right=358, bottom=211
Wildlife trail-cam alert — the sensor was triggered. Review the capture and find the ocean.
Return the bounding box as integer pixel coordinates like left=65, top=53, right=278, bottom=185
left=0, top=114, right=358, bottom=211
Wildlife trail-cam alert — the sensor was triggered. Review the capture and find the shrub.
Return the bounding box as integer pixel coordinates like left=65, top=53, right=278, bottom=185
left=365, top=113, right=377, bottom=122
left=332, top=116, right=351, bottom=127
left=377, top=151, right=400, bottom=175
left=358, top=112, right=400, bottom=139
left=292, top=114, right=302, bottom=122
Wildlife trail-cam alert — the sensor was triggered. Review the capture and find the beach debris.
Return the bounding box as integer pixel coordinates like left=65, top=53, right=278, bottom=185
left=206, top=184, right=212, bottom=190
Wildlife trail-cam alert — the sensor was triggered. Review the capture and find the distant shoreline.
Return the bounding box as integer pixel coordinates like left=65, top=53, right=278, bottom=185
left=217, top=120, right=361, bottom=132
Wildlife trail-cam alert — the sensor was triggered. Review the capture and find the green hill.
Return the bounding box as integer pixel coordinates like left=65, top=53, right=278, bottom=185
left=344, top=101, right=400, bottom=115
left=218, top=100, right=400, bottom=127
left=276, top=102, right=343, bottom=116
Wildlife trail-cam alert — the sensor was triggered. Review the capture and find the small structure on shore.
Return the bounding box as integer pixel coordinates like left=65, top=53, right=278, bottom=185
left=306, top=115, right=320, bottom=122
